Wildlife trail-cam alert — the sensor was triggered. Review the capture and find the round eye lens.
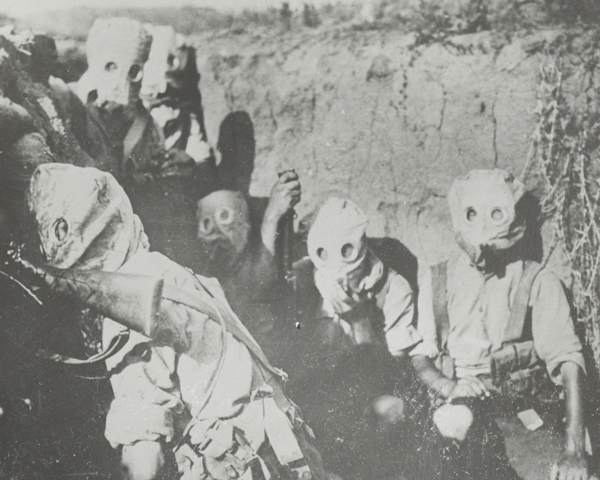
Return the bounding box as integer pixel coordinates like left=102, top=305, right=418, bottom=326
left=201, top=217, right=212, bottom=233
left=54, top=218, right=68, bottom=242
left=128, top=64, right=143, bottom=82
left=491, top=208, right=505, bottom=222
left=105, top=61, right=117, bottom=72
left=167, top=54, right=180, bottom=69
left=466, top=207, right=477, bottom=222
left=317, top=248, right=328, bottom=261
left=341, top=243, right=354, bottom=259
left=216, top=208, right=234, bottom=225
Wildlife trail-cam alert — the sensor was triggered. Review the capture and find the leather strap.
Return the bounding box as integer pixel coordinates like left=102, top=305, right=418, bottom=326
left=431, top=261, right=450, bottom=351
left=503, top=260, right=543, bottom=343
left=36, top=330, right=130, bottom=365
left=122, top=108, right=151, bottom=170
left=162, top=284, right=276, bottom=377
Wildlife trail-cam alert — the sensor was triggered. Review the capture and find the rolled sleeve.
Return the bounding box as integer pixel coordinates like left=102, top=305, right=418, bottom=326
left=381, top=271, right=422, bottom=356
left=531, top=269, right=586, bottom=384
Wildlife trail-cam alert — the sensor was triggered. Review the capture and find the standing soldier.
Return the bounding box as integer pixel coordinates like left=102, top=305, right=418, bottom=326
left=78, top=18, right=204, bottom=267
left=140, top=24, right=213, bottom=173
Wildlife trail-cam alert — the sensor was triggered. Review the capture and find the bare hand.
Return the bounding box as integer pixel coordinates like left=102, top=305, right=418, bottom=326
left=550, top=449, right=592, bottom=480
left=185, top=136, right=212, bottom=164
left=448, top=376, right=491, bottom=401
left=264, top=170, right=301, bottom=223
left=7, top=242, right=46, bottom=277
left=159, top=149, right=196, bottom=178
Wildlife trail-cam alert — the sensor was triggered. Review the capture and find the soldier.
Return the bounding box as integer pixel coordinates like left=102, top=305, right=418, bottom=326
left=140, top=24, right=213, bottom=173
left=195, top=170, right=301, bottom=338
left=411, top=169, right=591, bottom=480
left=25, top=163, right=326, bottom=480
left=77, top=18, right=204, bottom=267
left=27, top=33, right=91, bottom=152
left=286, top=197, right=430, bottom=480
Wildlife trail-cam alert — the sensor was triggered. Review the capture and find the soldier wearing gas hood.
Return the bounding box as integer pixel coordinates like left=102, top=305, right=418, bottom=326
left=78, top=18, right=204, bottom=267
left=25, top=163, right=326, bottom=480
left=194, top=171, right=301, bottom=336
left=411, top=169, right=590, bottom=480
left=286, top=197, right=429, bottom=480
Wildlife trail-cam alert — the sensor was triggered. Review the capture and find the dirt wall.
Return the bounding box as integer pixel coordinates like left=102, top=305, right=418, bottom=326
left=196, top=27, right=568, bottom=266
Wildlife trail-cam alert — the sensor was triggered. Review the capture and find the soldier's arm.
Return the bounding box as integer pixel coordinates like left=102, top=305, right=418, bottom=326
left=550, top=361, right=589, bottom=480
left=261, top=170, right=301, bottom=255
left=411, top=355, right=455, bottom=398
left=411, top=355, right=490, bottom=400
left=222, top=240, right=278, bottom=306
left=529, top=271, right=590, bottom=479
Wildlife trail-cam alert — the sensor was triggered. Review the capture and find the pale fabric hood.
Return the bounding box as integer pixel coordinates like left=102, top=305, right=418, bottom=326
left=26, top=163, right=148, bottom=272
left=448, top=169, right=526, bottom=267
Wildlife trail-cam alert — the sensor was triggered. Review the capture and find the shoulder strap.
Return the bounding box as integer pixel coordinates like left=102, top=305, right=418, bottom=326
left=372, top=264, right=391, bottom=311
left=503, top=260, right=543, bottom=343
left=162, top=283, right=294, bottom=417
left=162, top=284, right=279, bottom=379
left=122, top=108, right=152, bottom=167
left=85, top=105, right=112, bottom=147
left=431, top=261, right=450, bottom=351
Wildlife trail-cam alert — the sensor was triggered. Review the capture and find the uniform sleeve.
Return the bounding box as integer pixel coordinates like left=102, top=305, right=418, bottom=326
left=381, top=271, right=422, bottom=357
left=409, top=264, right=440, bottom=358
left=223, top=239, right=278, bottom=305
left=118, top=252, right=221, bottom=355
left=531, top=269, right=585, bottom=384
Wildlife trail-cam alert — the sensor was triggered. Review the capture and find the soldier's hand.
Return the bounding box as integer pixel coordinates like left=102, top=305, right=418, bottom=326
left=448, top=376, right=490, bottom=400
left=264, top=170, right=301, bottom=223
left=316, top=273, right=364, bottom=317
left=550, top=449, right=591, bottom=480
left=160, top=149, right=196, bottom=178
left=185, top=136, right=212, bottom=165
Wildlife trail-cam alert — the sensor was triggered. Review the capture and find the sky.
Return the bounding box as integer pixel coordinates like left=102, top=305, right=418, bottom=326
left=1, top=0, right=345, bottom=17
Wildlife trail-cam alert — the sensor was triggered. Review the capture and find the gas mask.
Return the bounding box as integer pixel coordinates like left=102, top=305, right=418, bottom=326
left=196, top=190, right=251, bottom=274
left=82, top=18, right=151, bottom=108
left=308, top=198, right=369, bottom=284
left=140, top=24, right=177, bottom=102
left=448, top=169, right=526, bottom=270
left=140, top=26, right=197, bottom=104
left=26, top=163, right=147, bottom=272
left=164, top=39, right=198, bottom=97
left=308, top=198, right=383, bottom=316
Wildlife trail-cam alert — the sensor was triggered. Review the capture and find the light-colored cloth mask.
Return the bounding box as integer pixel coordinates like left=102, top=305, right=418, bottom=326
left=448, top=169, right=526, bottom=267
left=196, top=190, right=251, bottom=273
left=308, top=198, right=384, bottom=316
left=26, top=163, right=148, bottom=272
left=80, top=18, right=151, bottom=107
left=307, top=198, right=369, bottom=281
left=140, top=24, right=177, bottom=101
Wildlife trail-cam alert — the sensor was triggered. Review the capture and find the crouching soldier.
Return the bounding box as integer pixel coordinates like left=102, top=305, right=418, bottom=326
left=25, top=163, right=326, bottom=480
left=411, top=169, right=591, bottom=480
left=195, top=170, right=301, bottom=339
left=289, top=198, right=430, bottom=480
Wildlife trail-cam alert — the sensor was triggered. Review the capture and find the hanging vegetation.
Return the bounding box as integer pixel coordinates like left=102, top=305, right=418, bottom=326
left=533, top=33, right=600, bottom=373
